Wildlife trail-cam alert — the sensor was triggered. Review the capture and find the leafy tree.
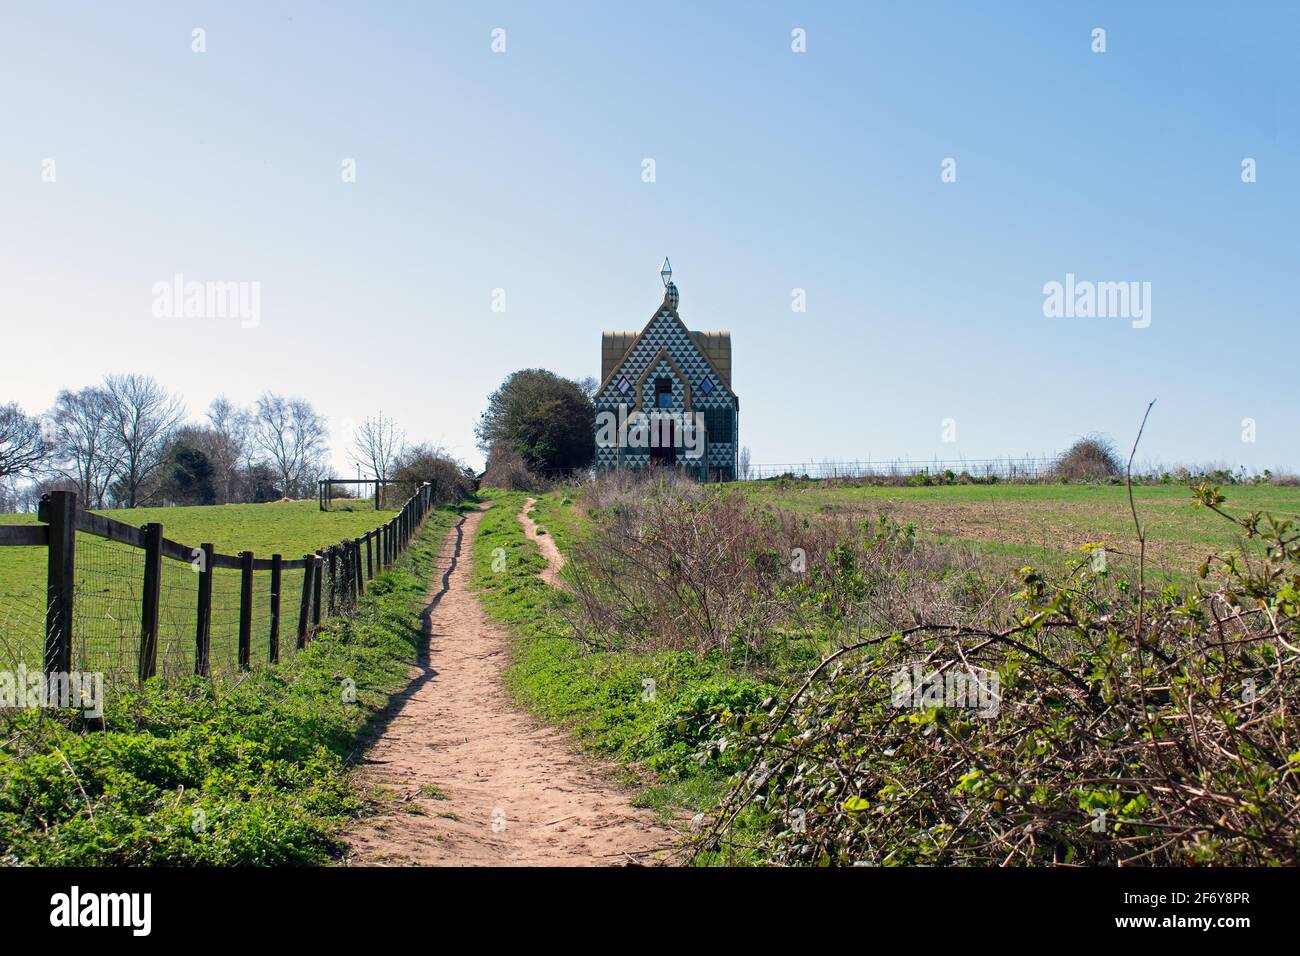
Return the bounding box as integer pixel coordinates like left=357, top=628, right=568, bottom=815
left=475, top=369, right=594, bottom=472
left=158, top=440, right=216, bottom=505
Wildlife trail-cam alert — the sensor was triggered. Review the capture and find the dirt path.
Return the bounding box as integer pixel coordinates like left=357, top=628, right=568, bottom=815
left=345, top=505, right=678, bottom=866
left=519, top=496, right=566, bottom=587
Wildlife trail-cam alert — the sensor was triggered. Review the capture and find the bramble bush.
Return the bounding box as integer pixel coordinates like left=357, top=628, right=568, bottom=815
left=697, top=484, right=1300, bottom=865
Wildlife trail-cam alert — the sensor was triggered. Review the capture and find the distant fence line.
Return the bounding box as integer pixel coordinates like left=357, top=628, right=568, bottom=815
left=742, top=458, right=1056, bottom=481
left=530, top=457, right=1057, bottom=484
left=0, top=482, right=440, bottom=688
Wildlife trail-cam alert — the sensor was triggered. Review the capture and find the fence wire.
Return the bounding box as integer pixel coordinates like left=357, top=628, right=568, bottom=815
left=248, top=568, right=271, bottom=667
left=72, top=535, right=144, bottom=685
left=157, top=555, right=198, bottom=681
left=208, top=566, right=242, bottom=680
left=278, top=567, right=306, bottom=662
left=1, top=483, right=430, bottom=694
left=0, top=568, right=48, bottom=674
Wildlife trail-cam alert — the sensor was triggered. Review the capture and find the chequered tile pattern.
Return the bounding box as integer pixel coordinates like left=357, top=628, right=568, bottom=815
left=594, top=302, right=737, bottom=477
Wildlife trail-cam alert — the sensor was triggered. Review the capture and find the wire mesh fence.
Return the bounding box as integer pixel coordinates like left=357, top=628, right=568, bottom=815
left=157, top=555, right=199, bottom=682
left=73, top=535, right=145, bottom=684
left=0, top=577, right=49, bottom=675
left=0, top=481, right=439, bottom=696
left=278, top=566, right=306, bottom=663
left=742, top=457, right=1056, bottom=481
left=208, top=564, right=243, bottom=681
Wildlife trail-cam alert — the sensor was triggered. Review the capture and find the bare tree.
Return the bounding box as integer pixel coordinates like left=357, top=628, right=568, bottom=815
left=103, top=373, right=186, bottom=507
left=738, top=445, right=752, bottom=481
left=50, top=386, right=119, bottom=508
left=207, top=396, right=253, bottom=503
left=0, top=402, right=49, bottom=480
left=253, top=392, right=328, bottom=498
left=351, top=413, right=405, bottom=481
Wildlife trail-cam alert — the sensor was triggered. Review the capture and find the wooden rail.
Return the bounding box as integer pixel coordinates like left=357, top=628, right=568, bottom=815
left=1, top=482, right=440, bottom=684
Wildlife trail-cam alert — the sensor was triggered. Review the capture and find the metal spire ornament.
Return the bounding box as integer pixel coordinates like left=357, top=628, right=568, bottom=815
left=660, top=257, right=679, bottom=310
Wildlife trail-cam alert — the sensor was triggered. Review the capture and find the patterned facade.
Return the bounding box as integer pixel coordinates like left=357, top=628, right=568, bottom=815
left=593, top=281, right=738, bottom=480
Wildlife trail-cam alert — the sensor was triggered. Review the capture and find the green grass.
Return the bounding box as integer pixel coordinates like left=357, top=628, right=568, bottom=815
left=475, top=479, right=1300, bottom=864
left=525, top=491, right=589, bottom=560
left=471, top=490, right=775, bottom=842
left=0, top=500, right=399, bottom=678
left=0, top=503, right=464, bottom=865
left=730, top=480, right=1300, bottom=576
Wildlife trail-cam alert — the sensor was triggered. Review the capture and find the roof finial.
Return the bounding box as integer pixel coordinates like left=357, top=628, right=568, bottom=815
left=660, top=257, right=679, bottom=310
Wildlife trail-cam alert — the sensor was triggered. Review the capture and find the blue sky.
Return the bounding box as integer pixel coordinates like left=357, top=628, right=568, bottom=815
left=1, top=1, right=1295, bottom=473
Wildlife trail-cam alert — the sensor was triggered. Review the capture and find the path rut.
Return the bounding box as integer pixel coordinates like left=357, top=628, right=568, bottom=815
left=345, top=503, right=677, bottom=866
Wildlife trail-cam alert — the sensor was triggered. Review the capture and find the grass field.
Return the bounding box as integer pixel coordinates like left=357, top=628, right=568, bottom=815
left=0, top=500, right=398, bottom=681
left=731, top=480, right=1300, bottom=577
left=0, top=502, right=464, bottom=865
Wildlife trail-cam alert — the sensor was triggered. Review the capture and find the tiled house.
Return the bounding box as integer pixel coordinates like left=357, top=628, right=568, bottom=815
left=593, top=260, right=739, bottom=480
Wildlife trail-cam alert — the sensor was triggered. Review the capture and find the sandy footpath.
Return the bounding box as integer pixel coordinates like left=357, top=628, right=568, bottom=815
left=519, top=496, right=566, bottom=587
left=344, top=503, right=677, bottom=866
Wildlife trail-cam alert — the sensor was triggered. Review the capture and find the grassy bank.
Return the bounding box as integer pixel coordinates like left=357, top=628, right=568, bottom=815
left=471, top=491, right=774, bottom=843
left=0, top=504, right=463, bottom=865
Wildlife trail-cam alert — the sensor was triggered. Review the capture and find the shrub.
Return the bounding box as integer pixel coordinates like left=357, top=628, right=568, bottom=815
left=565, top=473, right=1011, bottom=658
left=481, top=442, right=541, bottom=491
left=1051, top=434, right=1122, bottom=481
left=698, top=486, right=1300, bottom=866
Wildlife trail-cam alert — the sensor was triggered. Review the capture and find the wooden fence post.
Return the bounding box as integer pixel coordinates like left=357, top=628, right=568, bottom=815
left=352, top=541, right=358, bottom=596
left=330, top=548, right=340, bottom=616
left=138, top=522, right=163, bottom=683
left=297, top=554, right=314, bottom=648
left=366, top=533, right=373, bottom=579
left=374, top=479, right=380, bottom=511
left=269, top=554, right=282, bottom=664
left=238, top=551, right=253, bottom=670
left=311, top=554, right=323, bottom=631
left=347, top=540, right=357, bottom=603
left=196, top=543, right=214, bottom=676
left=40, top=491, right=76, bottom=677
left=337, top=542, right=349, bottom=607
left=354, top=539, right=365, bottom=597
